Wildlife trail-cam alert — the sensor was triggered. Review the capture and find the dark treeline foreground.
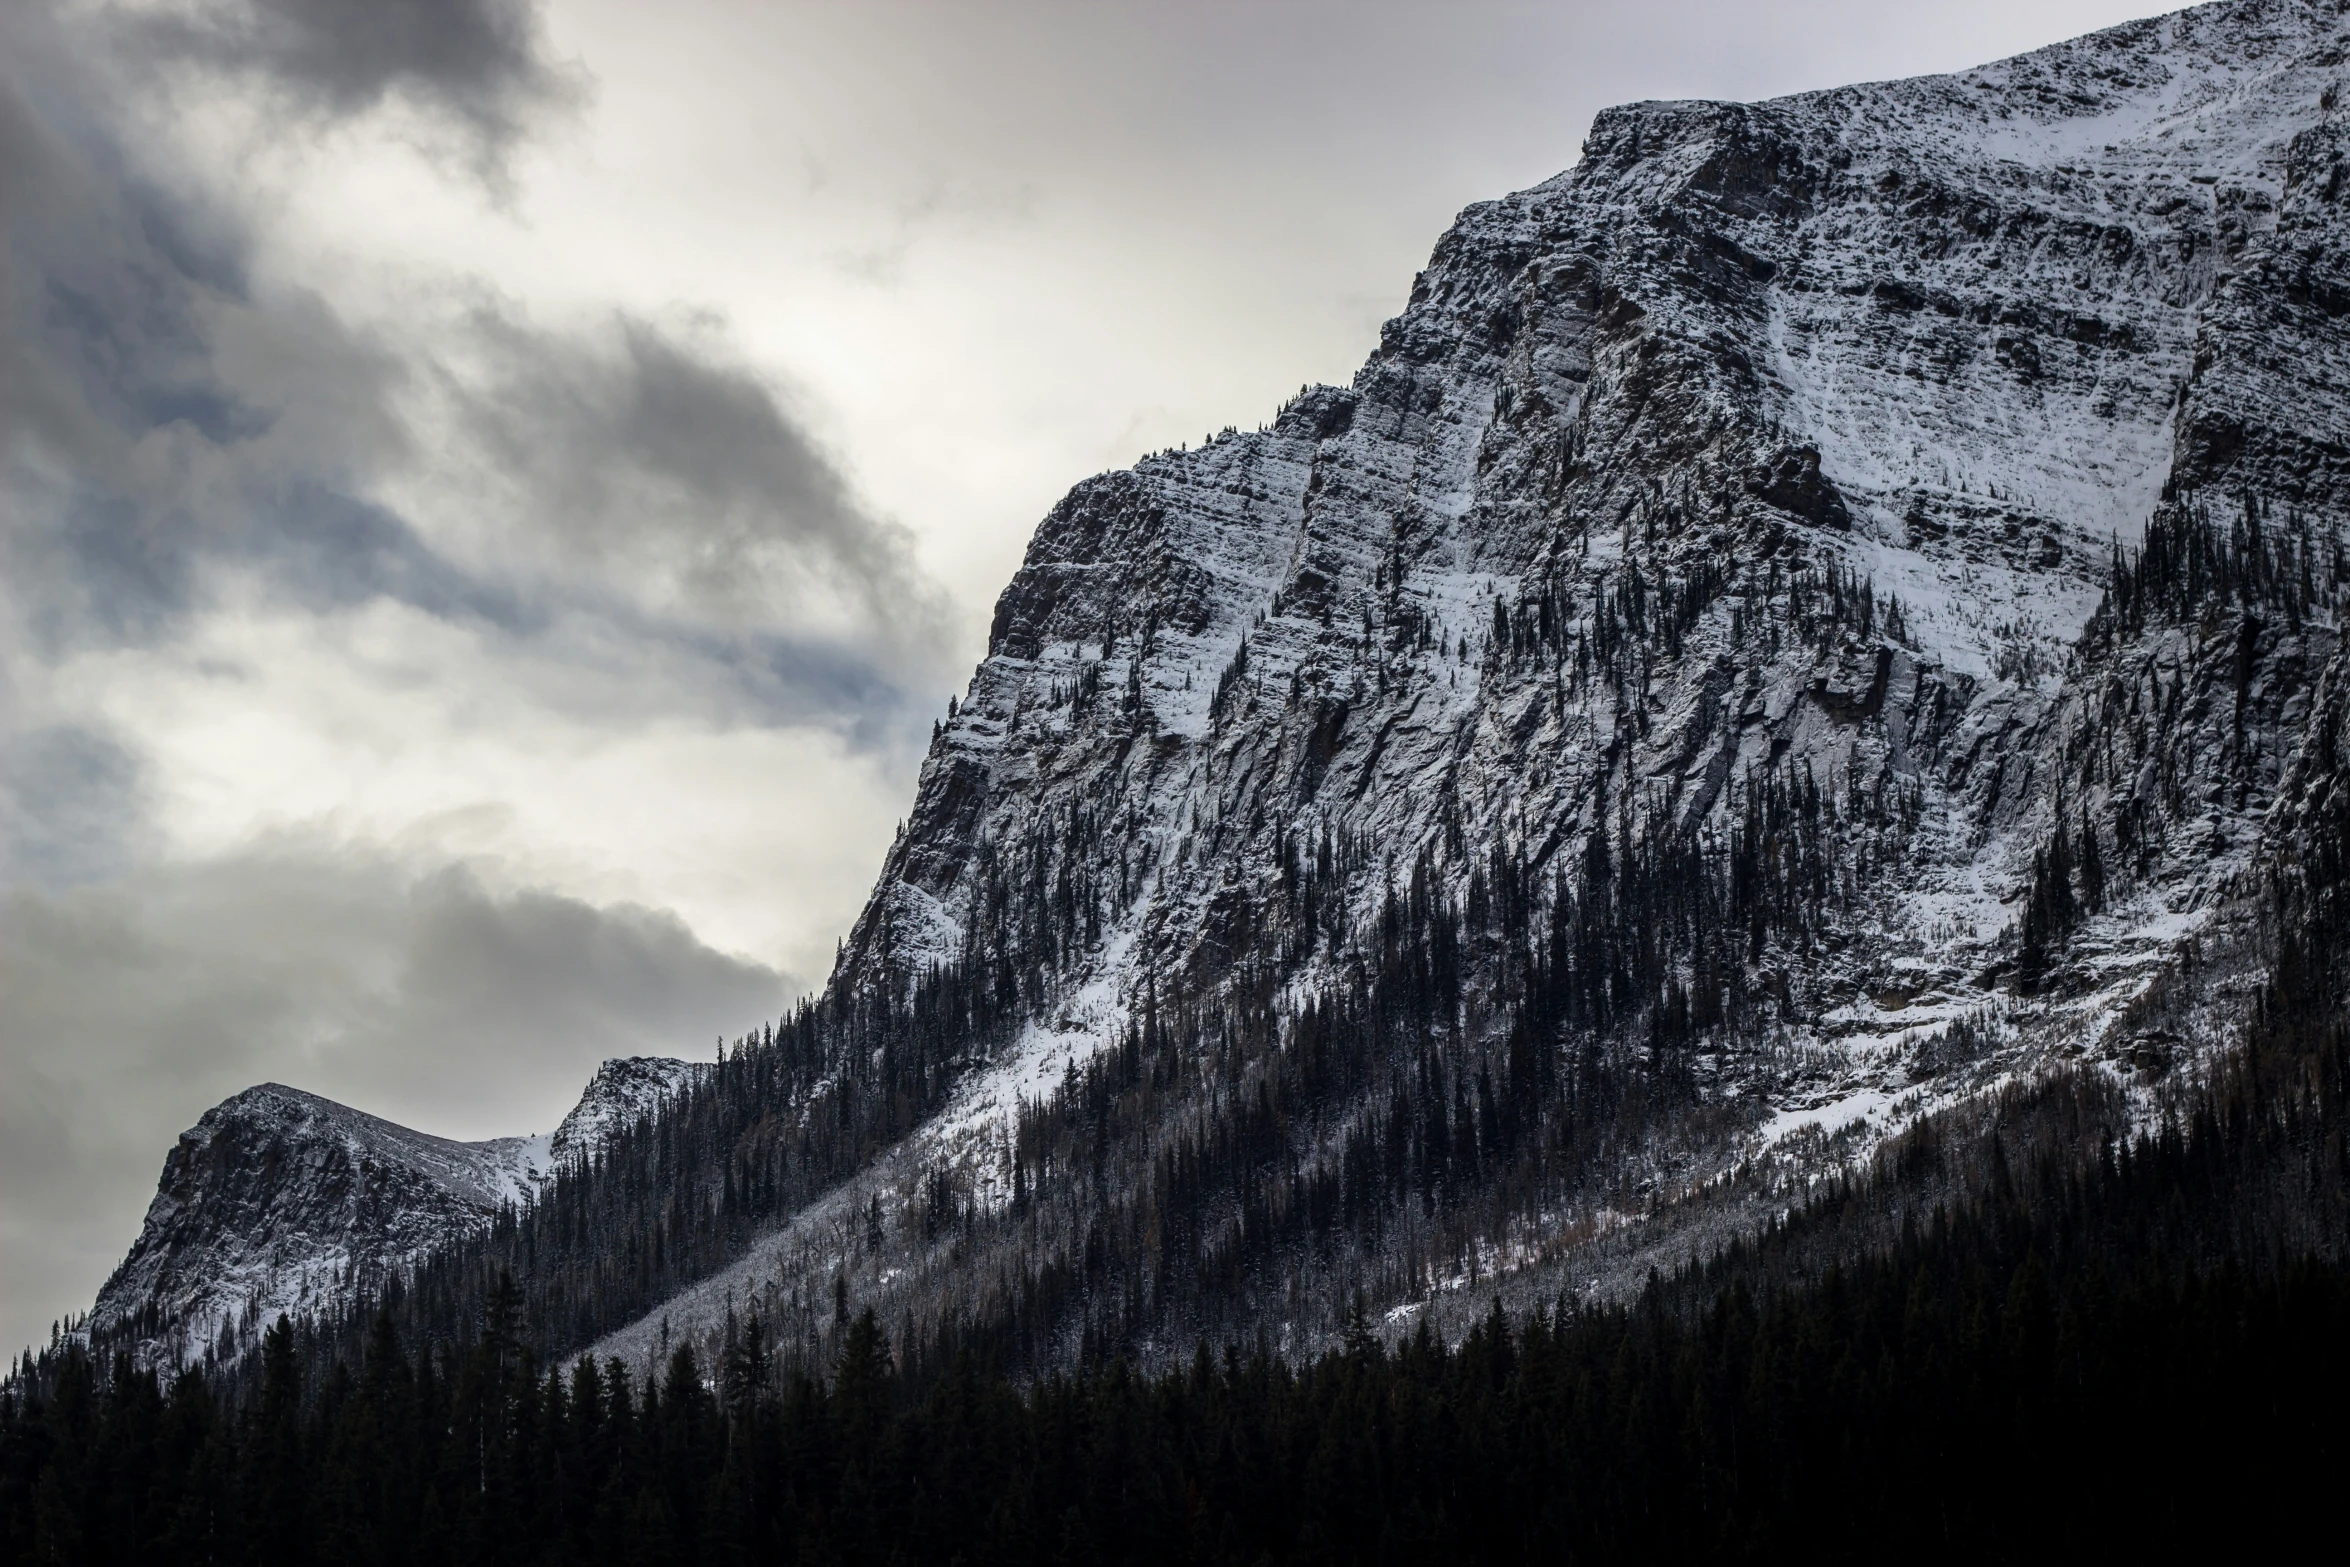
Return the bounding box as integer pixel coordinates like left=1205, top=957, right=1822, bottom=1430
left=7, top=1011, right=2346, bottom=1566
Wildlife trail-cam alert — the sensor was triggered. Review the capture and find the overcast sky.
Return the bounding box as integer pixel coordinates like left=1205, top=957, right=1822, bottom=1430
left=0, top=0, right=2174, bottom=1359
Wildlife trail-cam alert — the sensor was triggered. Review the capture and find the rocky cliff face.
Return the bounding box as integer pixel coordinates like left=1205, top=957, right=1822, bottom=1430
left=89, top=1060, right=705, bottom=1369
left=549, top=1057, right=710, bottom=1168
left=853, top=0, right=2349, bottom=1058
left=579, top=0, right=2350, bottom=1373
left=839, top=0, right=2348, bottom=1169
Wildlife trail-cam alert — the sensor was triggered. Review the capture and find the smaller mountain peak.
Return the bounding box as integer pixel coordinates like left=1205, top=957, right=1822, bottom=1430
left=549, top=1057, right=710, bottom=1168
left=77, top=1053, right=713, bottom=1371
left=211, top=1082, right=329, bottom=1116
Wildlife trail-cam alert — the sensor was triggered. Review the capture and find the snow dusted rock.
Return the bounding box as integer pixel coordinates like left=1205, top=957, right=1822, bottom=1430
left=842, top=0, right=2350, bottom=1145
left=71, top=2, right=2350, bottom=1385
left=85, top=1087, right=545, bottom=1368
left=584, top=0, right=2350, bottom=1370
left=550, top=1056, right=712, bottom=1167
left=89, top=1059, right=704, bottom=1368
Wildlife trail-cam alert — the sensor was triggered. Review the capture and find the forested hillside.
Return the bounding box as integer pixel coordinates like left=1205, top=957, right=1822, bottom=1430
left=8, top=971, right=2345, bottom=1564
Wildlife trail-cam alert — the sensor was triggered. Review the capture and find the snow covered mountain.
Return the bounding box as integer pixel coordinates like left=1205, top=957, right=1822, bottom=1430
left=850, top=0, right=2342, bottom=1095
left=62, top=0, right=2350, bottom=1385
left=569, top=0, right=2350, bottom=1373
left=87, top=1059, right=706, bottom=1370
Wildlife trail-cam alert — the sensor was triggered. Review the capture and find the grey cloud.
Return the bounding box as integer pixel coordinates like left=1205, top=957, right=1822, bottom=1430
left=385, top=867, right=786, bottom=1093
left=3, top=33, right=453, bottom=648
left=825, top=176, right=1040, bottom=288
left=0, top=46, right=217, bottom=526
left=226, top=482, right=537, bottom=629
left=0, top=846, right=791, bottom=1358
left=0, top=725, right=153, bottom=891
left=449, top=308, right=946, bottom=637
left=0, top=39, right=331, bottom=644
left=1, top=23, right=947, bottom=732
left=124, top=0, right=580, bottom=177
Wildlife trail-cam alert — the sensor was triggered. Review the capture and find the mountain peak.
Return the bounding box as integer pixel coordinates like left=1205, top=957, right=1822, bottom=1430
left=550, top=1056, right=712, bottom=1168
left=85, top=1056, right=706, bottom=1369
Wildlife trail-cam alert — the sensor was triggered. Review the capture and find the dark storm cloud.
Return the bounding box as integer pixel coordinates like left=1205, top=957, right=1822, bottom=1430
left=0, top=42, right=211, bottom=507
left=232, top=483, right=536, bottom=626
left=386, top=866, right=789, bottom=1091
left=122, top=0, right=581, bottom=176
left=1, top=4, right=945, bottom=724
left=0, top=31, right=386, bottom=646
left=452, top=307, right=945, bottom=633
left=0, top=849, right=790, bottom=1357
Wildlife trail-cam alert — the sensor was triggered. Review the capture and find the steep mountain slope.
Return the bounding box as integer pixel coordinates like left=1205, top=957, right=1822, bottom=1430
left=87, top=1059, right=705, bottom=1370
left=852, top=0, right=2345, bottom=1082
left=551, top=0, right=2350, bottom=1378
left=78, top=0, right=2350, bottom=1389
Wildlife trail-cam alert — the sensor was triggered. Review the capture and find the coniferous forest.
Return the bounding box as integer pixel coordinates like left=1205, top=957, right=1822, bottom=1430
left=8, top=984, right=2346, bottom=1566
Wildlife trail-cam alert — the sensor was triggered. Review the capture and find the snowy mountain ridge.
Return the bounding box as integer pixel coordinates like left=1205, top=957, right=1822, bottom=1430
left=85, top=1059, right=707, bottom=1369
left=844, top=0, right=2333, bottom=1154
left=549, top=1056, right=710, bottom=1168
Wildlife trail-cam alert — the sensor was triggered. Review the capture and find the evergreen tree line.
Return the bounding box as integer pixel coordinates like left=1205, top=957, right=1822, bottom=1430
left=897, top=740, right=1928, bottom=1372
left=2015, top=492, right=2348, bottom=986
left=7, top=977, right=2345, bottom=1567
left=1485, top=554, right=1905, bottom=688
left=2081, top=491, right=2345, bottom=651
